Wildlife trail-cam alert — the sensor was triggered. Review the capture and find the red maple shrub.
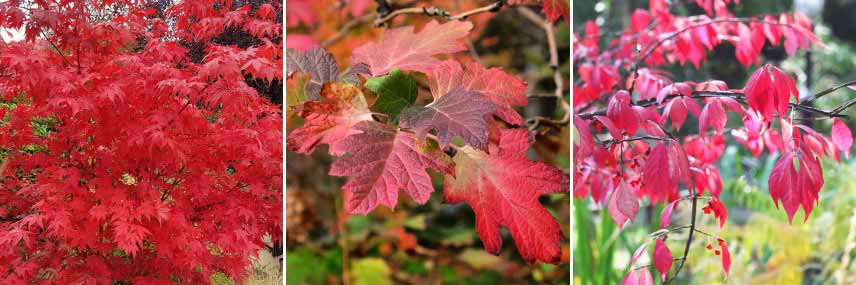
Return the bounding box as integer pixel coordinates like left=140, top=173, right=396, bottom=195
left=0, top=0, right=282, bottom=283
left=574, top=0, right=855, bottom=283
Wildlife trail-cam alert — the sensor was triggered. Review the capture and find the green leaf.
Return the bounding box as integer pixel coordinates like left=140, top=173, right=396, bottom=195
left=351, top=258, right=392, bottom=285
left=365, top=69, right=417, bottom=120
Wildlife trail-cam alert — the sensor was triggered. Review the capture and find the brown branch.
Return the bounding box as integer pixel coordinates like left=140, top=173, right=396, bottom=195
left=803, top=79, right=856, bottom=103
left=373, top=1, right=503, bottom=26
left=601, top=135, right=672, bottom=147
left=518, top=7, right=569, bottom=131
left=40, top=29, right=71, bottom=66
left=667, top=187, right=698, bottom=284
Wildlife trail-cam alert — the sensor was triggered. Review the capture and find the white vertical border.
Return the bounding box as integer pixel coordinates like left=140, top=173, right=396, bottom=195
left=281, top=1, right=288, bottom=285
left=568, top=0, right=575, bottom=283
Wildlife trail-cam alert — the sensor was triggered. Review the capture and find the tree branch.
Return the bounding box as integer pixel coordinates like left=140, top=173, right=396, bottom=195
left=601, top=135, right=671, bottom=147
left=626, top=17, right=816, bottom=99
left=576, top=89, right=852, bottom=120
left=517, top=7, right=569, bottom=131
left=40, top=29, right=71, bottom=66
left=667, top=189, right=698, bottom=284
left=803, top=79, right=856, bottom=103
left=373, top=1, right=504, bottom=26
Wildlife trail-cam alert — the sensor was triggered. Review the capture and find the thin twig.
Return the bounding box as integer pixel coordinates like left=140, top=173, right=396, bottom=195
left=668, top=189, right=698, bottom=284
left=40, top=29, right=71, bottom=66
left=373, top=1, right=503, bottom=26
left=803, top=80, right=856, bottom=103
left=601, top=135, right=671, bottom=147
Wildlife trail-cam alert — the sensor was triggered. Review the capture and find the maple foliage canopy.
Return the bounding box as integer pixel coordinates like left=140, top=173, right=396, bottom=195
left=287, top=17, right=570, bottom=264
left=574, top=0, right=856, bottom=283
left=0, top=0, right=282, bottom=283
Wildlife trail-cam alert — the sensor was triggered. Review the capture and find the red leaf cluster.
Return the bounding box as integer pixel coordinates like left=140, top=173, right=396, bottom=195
left=573, top=0, right=853, bottom=281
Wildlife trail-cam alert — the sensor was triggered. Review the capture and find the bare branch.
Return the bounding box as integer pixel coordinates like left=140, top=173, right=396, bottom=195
left=517, top=7, right=569, bottom=131
left=373, top=1, right=503, bottom=26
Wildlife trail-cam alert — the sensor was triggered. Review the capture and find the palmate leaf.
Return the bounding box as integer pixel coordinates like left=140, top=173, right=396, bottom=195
left=365, top=69, right=417, bottom=120
left=400, top=88, right=495, bottom=150
left=329, top=121, right=452, bottom=214
left=443, top=129, right=569, bottom=264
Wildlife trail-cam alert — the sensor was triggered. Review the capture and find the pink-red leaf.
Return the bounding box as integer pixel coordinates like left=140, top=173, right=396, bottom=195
left=621, top=268, right=654, bottom=285
left=703, top=197, right=729, bottom=228
left=744, top=64, right=797, bottom=122
left=609, top=181, right=640, bottom=229
left=329, top=121, right=452, bottom=214
left=653, top=239, right=673, bottom=281
left=721, top=241, right=731, bottom=274
left=831, top=118, right=853, bottom=159
left=607, top=90, right=640, bottom=136
left=351, top=20, right=472, bottom=76
left=659, top=200, right=679, bottom=229
left=399, top=88, right=496, bottom=149
left=428, top=60, right=528, bottom=125
left=287, top=83, right=373, bottom=155
left=443, top=130, right=569, bottom=264
left=641, top=142, right=677, bottom=202
left=698, top=99, right=727, bottom=133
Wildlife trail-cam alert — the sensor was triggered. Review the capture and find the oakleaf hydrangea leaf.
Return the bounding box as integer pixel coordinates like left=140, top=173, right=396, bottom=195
left=442, top=129, right=569, bottom=264
left=350, top=20, right=472, bottom=76
left=340, top=63, right=370, bottom=86
left=400, top=88, right=495, bottom=149
left=287, top=83, right=373, bottom=155
left=330, top=121, right=452, bottom=214
left=286, top=47, right=339, bottom=100
left=428, top=60, right=528, bottom=125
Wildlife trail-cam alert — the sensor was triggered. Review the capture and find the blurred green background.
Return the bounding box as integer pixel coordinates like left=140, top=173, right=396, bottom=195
left=574, top=0, right=856, bottom=284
